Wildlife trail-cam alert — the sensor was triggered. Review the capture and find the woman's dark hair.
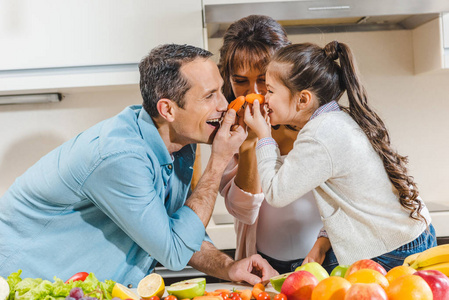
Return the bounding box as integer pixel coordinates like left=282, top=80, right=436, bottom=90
left=271, top=41, right=426, bottom=224
left=218, top=15, right=290, bottom=102
left=139, top=44, right=212, bottom=117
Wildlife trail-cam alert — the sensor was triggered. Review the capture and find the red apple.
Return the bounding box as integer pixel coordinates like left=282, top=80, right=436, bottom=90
left=415, top=270, right=449, bottom=299
left=345, top=259, right=387, bottom=278
left=281, top=271, right=319, bottom=300
left=344, top=283, right=388, bottom=300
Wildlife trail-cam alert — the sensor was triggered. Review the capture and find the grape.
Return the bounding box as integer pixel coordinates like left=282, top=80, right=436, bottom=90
left=69, top=287, right=84, bottom=299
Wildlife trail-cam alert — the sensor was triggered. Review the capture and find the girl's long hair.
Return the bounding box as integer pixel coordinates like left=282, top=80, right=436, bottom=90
left=272, top=41, right=426, bottom=224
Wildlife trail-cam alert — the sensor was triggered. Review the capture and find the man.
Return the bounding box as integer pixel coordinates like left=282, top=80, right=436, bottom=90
left=0, top=44, right=277, bottom=287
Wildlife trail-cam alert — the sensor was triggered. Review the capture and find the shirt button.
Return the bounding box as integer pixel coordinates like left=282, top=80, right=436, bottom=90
left=128, top=284, right=133, bottom=288
left=168, top=165, right=172, bottom=170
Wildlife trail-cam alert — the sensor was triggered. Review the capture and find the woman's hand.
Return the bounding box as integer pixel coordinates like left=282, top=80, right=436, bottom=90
left=243, top=100, right=271, bottom=139
left=302, top=237, right=331, bottom=265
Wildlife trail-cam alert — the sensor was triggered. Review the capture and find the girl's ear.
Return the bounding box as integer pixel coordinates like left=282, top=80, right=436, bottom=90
left=297, top=90, right=314, bottom=110
left=156, top=99, right=175, bottom=122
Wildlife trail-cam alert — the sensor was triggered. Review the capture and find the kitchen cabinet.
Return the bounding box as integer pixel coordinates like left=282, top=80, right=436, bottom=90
left=413, top=13, right=449, bottom=74
left=0, top=0, right=203, bottom=93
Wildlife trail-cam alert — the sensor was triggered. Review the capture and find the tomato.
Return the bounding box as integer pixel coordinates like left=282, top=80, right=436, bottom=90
left=273, top=294, right=287, bottom=300
left=149, top=297, right=160, bottom=300
left=64, top=271, right=89, bottom=284
left=255, top=292, right=270, bottom=300
left=229, top=292, right=239, bottom=298
left=231, top=296, right=242, bottom=300
left=165, top=295, right=178, bottom=300
left=219, top=292, right=229, bottom=300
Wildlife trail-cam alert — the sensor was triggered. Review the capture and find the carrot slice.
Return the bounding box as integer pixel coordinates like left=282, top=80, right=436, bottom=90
left=245, top=93, right=265, bottom=104
left=227, top=96, right=246, bottom=111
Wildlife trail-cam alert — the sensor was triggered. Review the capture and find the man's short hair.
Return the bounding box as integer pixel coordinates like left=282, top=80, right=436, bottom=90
left=139, top=44, right=213, bottom=117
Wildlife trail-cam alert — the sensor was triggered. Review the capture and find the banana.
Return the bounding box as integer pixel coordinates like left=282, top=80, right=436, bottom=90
left=403, top=252, right=421, bottom=267
left=410, top=244, right=449, bottom=269
left=418, top=261, right=449, bottom=277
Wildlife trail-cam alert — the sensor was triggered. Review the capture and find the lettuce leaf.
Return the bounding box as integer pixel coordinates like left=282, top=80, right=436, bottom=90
left=6, top=270, right=115, bottom=300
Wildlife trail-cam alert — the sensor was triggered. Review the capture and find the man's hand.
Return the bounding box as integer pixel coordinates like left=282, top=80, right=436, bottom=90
left=228, top=254, right=279, bottom=285
left=211, top=109, right=247, bottom=165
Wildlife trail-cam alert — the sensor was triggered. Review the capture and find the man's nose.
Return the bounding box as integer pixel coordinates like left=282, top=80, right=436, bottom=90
left=218, top=94, right=228, bottom=111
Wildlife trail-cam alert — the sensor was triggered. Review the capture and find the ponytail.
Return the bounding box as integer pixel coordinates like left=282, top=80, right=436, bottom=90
left=272, top=41, right=426, bottom=224
left=328, top=41, right=426, bottom=224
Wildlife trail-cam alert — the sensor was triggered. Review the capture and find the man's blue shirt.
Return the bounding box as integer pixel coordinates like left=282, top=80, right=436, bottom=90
left=0, top=105, right=206, bottom=286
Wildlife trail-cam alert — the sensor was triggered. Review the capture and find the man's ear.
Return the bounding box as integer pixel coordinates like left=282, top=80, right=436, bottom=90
left=156, top=99, right=175, bottom=122
left=297, top=90, right=314, bottom=110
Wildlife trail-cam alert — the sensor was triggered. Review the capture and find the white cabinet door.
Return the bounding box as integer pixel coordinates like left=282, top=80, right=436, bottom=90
left=0, top=0, right=203, bottom=71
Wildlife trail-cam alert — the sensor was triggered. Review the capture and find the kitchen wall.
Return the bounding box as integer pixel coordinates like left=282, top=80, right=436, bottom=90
left=1, top=28, right=448, bottom=217
left=0, top=86, right=142, bottom=194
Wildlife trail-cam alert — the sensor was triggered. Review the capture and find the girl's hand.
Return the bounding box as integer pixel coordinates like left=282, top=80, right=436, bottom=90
left=243, top=100, right=271, bottom=139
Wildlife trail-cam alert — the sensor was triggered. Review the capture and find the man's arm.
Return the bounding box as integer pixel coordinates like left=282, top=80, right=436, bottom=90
left=189, top=241, right=278, bottom=285
left=185, top=109, right=246, bottom=227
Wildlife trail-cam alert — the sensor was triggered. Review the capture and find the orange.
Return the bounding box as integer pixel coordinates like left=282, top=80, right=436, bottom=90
left=385, top=265, right=416, bottom=284
left=345, top=269, right=389, bottom=290
left=386, top=274, right=433, bottom=300
left=311, top=276, right=351, bottom=300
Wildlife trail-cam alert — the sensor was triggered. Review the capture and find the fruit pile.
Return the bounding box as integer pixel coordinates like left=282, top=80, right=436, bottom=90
left=3, top=244, right=449, bottom=300
left=268, top=244, right=449, bottom=300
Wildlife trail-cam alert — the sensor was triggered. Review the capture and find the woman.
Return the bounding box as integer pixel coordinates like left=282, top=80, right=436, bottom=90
left=218, top=15, right=337, bottom=274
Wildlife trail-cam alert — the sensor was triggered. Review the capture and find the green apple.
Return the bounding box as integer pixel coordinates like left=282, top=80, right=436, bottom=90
left=270, top=272, right=293, bottom=292
left=167, top=278, right=206, bottom=299
left=294, top=262, right=329, bottom=282
left=330, top=265, right=350, bottom=278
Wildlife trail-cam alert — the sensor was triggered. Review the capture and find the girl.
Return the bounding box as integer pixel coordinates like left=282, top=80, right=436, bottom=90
left=218, top=15, right=337, bottom=274
left=243, top=41, right=436, bottom=269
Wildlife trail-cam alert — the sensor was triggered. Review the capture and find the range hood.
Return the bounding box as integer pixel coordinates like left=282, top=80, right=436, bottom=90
left=204, top=0, right=449, bottom=37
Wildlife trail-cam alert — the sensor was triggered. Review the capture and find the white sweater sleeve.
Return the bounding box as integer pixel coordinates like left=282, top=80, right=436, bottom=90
left=256, top=135, right=332, bottom=208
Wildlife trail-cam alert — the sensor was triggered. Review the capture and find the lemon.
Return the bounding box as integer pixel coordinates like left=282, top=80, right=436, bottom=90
left=270, top=272, right=292, bottom=292
left=137, top=273, right=165, bottom=299
left=0, top=276, right=10, bottom=300
left=167, top=278, right=206, bottom=299
left=111, top=282, right=140, bottom=300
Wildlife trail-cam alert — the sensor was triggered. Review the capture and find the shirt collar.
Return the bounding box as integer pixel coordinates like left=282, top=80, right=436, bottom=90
left=310, top=100, right=341, bottom=120
left=136, top=106, right=174, bottom=167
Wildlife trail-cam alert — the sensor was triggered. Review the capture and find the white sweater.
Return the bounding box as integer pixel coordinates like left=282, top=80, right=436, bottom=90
left=256, top=111, right=431, bottom=265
